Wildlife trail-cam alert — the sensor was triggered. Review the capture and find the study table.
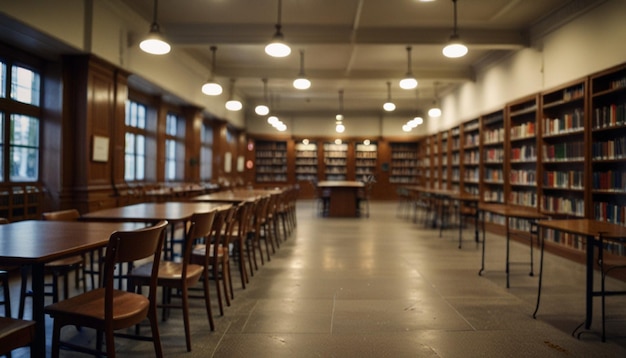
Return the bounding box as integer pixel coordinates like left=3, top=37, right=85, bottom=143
left=478, top=203, right=547, bottom=288
left=316, top=181, right=364, bottom=217
left=81, top=202, right=232, bottom=260
left=532, top=219, right=626, bottom=339
left=0, top=220, right=142, bottom=357
left=189, top=188, right=282, bottom=204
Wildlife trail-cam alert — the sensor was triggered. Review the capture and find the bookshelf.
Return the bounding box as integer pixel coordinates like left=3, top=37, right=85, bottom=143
left=355, top=141, right=378, bottom=180
left=295, top=141, right=319, bottom=182
left=462, top=118, right=480, bottom=196
left=540, top=80, right=587, bottom=219
left=254, top=139, right=288, bottom=183
left=389, top=142, right=420, bottom=184
left=590, top=63, right=626, bottom=226
left=480, top=110, right=505, bottom=204
left=323, top=141, right=348, bottom=180
left=441, top=131, right=450, bottom=189
left=431, top=133, right=441, bottom=189
left=421, top=136, right=432, bottom=188
left=506, top=95, right=539, bottom=209
left=450, top=126, right=461, bottom=191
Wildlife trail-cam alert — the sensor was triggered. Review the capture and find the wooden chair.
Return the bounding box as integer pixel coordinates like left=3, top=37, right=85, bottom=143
left=18, top=210, right=87, bottom=319
left=226, top=200, right=256, bottom=290
left=130, top=211, right=217, bottom=352
left=0, top=316, right=35, bottom=357
left=597, top=237, right=626, bottom=342
left=44, top=220, right=168, bottom=358
left=191, top=206, right=236, bottom=317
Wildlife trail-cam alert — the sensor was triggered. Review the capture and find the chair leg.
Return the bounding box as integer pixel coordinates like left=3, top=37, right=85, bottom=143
left=213, top=265, right=224, bottom=316
left=201, top=269, right=215, bottom=331
left=148, top=305, right=164, bottom=358
left=181, top=286, right=192, bottom=352
left=18, top=267, right=28, bottom=319
left=1, top=272, right=11, bottom=318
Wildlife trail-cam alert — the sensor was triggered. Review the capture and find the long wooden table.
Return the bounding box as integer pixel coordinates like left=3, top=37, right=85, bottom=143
left=82, top=202, right=232, bottom=260
left=0, top=221, right=142, bottom=357
left=189, top=189, right=282, bottom=204
left=317, top=181, right=364, bottom=217
left=478, top=203, right=547, bottom=288
left=533, top=219, right=626, bottom=340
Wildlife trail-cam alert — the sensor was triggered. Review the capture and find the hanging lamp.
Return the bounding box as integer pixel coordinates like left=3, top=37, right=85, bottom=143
left=335, top=89, right=345, bottom=133
left=399, top=46, right=418, bottom=90
left=265, top=0, right=291, bottom=57
left=442, top=0, right=468, bottom=58
left=139, top=0, right=171, bottom=55
left=225, top=79, right=243, bottom=111
left=383, top=81, right=396, bottom=112
left=201, top=46, right=223, bottom=96
left=255, top=78, right=270, bottom=116
left=293, top=50, right=311, bottom=90
left=428, top=82, right=442, bottom=118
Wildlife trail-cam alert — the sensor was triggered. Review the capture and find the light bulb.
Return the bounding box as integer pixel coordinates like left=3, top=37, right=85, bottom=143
left=428, top=107, right=442, bottom=117
left=399, top=77, right=418, bottom=90
left=225, top=100, right=242, bottom=111
left=293, top=77, right=311, bottom=90
left=201, top=82, right=222, bottom=96
left=255, top=105, right=269, bottom=116
left=383, top=102, right=396, bottom=112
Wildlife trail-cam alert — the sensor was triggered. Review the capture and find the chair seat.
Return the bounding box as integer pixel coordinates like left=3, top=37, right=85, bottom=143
left=131, top=261, right=204, bottom=283
left=0, top=316, right=35, bottom=354
left=45, top=288, right=150, bottom=330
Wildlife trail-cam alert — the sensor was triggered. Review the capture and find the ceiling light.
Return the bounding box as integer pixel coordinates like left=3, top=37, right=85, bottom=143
left=383, top=81, right=396, bottom=112
left=267, top=115, right=279, bottom=125
left=201, top=46, right=223, bottom=96
left=443, top=0, right=468, bottom=58
left=335, top=122, right=345, bottom=133
left=429, top=83, right=442, bottom=117
left=255, top=78, right=270, bottom=115
left=139, top=0, right=171, bottom=55
left=225, top=78, right=243, bottom=111
left=335, top=89, right=346, bottom=133
left=293, top=50, right=311, bottom=90
left=403, top=124, right=412, bottom=132
left=265, top=0, right=291, bottom=57
left=399, top=46, right=418, bottom=90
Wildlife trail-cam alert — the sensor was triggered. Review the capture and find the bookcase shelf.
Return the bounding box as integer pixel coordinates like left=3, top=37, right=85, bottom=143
left=323, top=142, right=348, bottom=181
left=481, top=110, right=505, bottom=204
left=390, top=142, right=420, bottom=184
left=254, top=139, right=288, bottom=183
left=355, top=142, right=378, bottom=180
left=295, top=141, right=319, bottom=182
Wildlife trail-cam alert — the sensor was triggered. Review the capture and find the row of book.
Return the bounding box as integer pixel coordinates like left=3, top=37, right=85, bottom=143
left=484, top=168, right=503, bottom=182
left=464, top=168, right=479, bottom=182
left=464, top=150, right=480, bottom=164
left=593, top=103, right=626, bottom=129
left=465, top=133, right=480, bottom=147
left=484, top=148, right=504, bottom=162
left=594, top=201, right=626, bottom=226
left=483, top=189, right=505, bottom=203
left=592, top=170, right=626, bottom=191
left=511, top=145, right=537, bottom=161
left=510, top=169, right=536, bottom=185
left=483, top=128, right=504, bottom=144
left=542, top=141, right=585, bottom=162
left=543, top=109, right=584, bottom=136
left=541, top=196, right=585, bottom=216
left=255, top=150, right=287, bottom=158
left=543, top=170, right=584, bottom=189
left=591, top=136, right=626, bottom=160
left=508, top=191, right=537, bottom=207
left=510, top=121, right=535, bottom=139
left=542, top=230, right=586, bottom=250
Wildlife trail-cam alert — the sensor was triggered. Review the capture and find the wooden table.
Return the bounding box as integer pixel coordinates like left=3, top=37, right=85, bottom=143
left=478, top=203, right=547, bottom=288
left=0, top=221, right=142, bottom=357
left=317, top=181, right=364, bottom=217
left=532, top=219, right=626, bottom=338
left=189, top=189, right=281, bottom=203
left=82, top=202, right=232, bottom=259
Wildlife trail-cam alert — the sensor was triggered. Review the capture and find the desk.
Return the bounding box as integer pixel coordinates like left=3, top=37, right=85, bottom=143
left=478, top=203, right=547, bottom=288
left=0, top=221, right=141, bottom=357
left=190, top=189, right=281, bottom=204
left=82, top=202, right=231, bottom=260
left=533, top=219, right=626, bottom=338
left=316, top=181, right=364, bottom=217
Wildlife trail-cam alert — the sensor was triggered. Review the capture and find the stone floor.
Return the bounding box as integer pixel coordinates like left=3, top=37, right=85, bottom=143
left=8, top=200, right=626, bottom=357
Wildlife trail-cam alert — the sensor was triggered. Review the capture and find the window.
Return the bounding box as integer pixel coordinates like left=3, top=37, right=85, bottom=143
left=164, top=113, right=185, bottom=181
left=200, top=122, right=213, bottom=181
left=0, top=61, right=41, bottom=182
left=124, top=100, right=147, bottom=181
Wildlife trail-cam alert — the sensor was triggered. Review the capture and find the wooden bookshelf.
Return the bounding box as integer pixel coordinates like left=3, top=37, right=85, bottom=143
left=323, top=141, right=348, bottom=180
left=389, top=142, right=420, bottom=184
left=254, top=139, right=288, bottom=183
left=449, top=126, right=461, bottom=192
left=295, top=141, right=319, bottom=182
left=590, top=63, right=626, bottom=227
left=462, top=118, right=480, bottom=195
left=355, top=141, right=378, bottom=180
left=480, top=110, right=505, bottom=204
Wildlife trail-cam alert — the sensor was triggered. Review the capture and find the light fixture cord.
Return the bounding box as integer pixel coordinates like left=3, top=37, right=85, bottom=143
left=338, top=89, right=344, bottom=114
left=262, top=78, right=268, bottom=102
left=386, top=81, right=392, bottom=101
left=275, top=0, right=283, bottom=33
left=210, top=46, right=217, bottom=79
left=150, top=0, right=160, bottom=31
left=299, top=50, right=306, bottom=75
left=406, top=46, right=413, bottom=75
left=452, top=0, right=459, bottom=36
left=229, top=78, right=236, bottom=98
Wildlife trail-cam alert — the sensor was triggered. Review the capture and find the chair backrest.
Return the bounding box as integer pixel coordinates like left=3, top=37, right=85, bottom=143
left=185, top=210, right=218, bottom=266
left=102, top=220, right=168, bottom=318
left=42, top=209, right=80, bottom=221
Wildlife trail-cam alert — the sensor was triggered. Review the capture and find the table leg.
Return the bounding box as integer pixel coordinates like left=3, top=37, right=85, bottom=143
left=533, top=228, right=545, bottom=319
left=479, top=210, right=486, bottom=276
left=457, top=201, right=462, bottom=249
left=31, top=262, right=46, bottom=357
left=506, top=219, right=510, bottom=288
left=585, top=235, right=594, bottom=330
left=474, top=204, right=480, bottom=247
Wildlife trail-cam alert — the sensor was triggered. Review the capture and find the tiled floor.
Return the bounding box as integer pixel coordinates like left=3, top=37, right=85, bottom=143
left=8, top=200, right=626, bottom=357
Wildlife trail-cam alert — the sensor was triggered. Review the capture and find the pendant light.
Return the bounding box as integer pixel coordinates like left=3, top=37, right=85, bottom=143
left=225, top=78, right=243, bottom=111
left=293, top=50, right=311, bottom=90
left=265, top=0, right=291, bottom=57
left=442, top=0, right=468, bottom=58
left=383, top=81, right=396, bottom=112
left=399, top=46, right=418, bottom=90
left=428, top=82, right=442, bottom=118
left=335, top=90, right=345, bottom=133
left=201, top=46, right=223, bottom=96
left=139, top=0, right=171, bottom=55
left=255, top=78, right=270, bottom=116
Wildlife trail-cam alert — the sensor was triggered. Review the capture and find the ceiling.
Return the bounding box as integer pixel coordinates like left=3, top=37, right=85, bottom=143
left=120, top=0, right=592, bottom=118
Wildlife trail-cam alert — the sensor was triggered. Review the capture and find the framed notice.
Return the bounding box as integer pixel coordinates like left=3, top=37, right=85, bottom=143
left=92, top=135, right=109, bottom=162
